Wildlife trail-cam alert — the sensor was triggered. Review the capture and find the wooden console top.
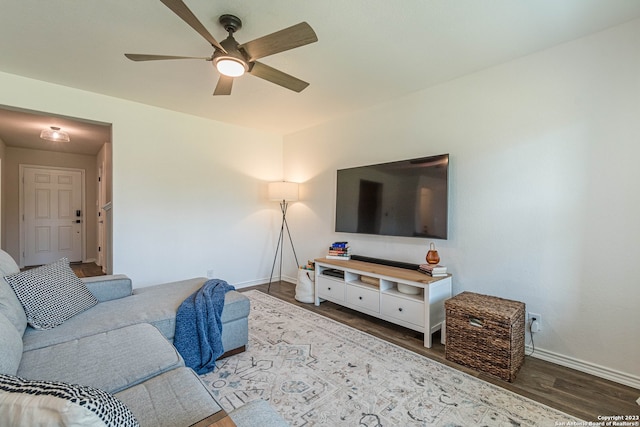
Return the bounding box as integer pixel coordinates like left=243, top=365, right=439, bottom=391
left=315, top=258, right=449, bottom=286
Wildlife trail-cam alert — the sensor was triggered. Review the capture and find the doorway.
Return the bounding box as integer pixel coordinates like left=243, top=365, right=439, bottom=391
left=20, top=165, right=85, bottom=266
left=0, top=105, right=112, bottom=270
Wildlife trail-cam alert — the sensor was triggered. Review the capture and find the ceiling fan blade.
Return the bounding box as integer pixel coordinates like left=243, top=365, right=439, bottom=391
left=125, top=53, right=210, bottom=61
left=213, top=75, right=234, bottom=96
left=159, top=0, right=227, bottom=53
left=239, top=22, right=317, bottom=61
left=249, top=61, right=309, bottom=92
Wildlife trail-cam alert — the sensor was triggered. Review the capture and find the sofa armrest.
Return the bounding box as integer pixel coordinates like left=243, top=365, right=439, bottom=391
left=81, top=275, right=132, bottom=302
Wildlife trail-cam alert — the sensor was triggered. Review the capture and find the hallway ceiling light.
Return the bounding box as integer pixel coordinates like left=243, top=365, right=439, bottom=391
left=40, top=126, right=70, bottom=142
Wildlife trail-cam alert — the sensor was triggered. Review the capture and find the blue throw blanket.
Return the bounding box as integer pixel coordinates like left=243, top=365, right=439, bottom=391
left=173, top=279, right=235, bottom=375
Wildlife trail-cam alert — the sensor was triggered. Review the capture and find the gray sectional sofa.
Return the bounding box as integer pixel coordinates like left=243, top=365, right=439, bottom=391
left=0, top=249, right=288, bottom=426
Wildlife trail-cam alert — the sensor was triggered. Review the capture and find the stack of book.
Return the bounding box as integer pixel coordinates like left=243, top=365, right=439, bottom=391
left=418, top=263, right=447, bottom=277
left=326, top=242, right=351, bottom=260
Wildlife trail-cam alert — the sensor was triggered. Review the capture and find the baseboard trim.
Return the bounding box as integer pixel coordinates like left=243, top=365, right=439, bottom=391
left=526, top=345, right=640, bottom=390
left=234, top=274, right=297, bottom=289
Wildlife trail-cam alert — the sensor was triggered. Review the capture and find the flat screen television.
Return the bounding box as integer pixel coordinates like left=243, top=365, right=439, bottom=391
left=335, top=154, right=449, bottom=239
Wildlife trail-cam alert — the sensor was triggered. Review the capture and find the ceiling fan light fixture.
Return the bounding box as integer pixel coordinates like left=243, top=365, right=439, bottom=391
left=215, top=57, right=247, bottom=77
left=40, top=126, right=70, bottom=142
left=125, top=3, right=318, bottom=95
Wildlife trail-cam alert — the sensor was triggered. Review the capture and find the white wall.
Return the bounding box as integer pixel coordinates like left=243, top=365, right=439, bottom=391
left=284, top=19, right=640, bottom=386
left=0, top=138, right=4, bottom=247
left=0, top=137, right=5, bottom=246
left=0, top=72, right=284, bottom=287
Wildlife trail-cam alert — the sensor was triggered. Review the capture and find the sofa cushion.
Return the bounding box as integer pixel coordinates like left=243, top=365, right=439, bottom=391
left=0, top=373, right=139, bottom=427
left=18, top=324, right=184, bottom=394
left=0, top=313, right=23, bottom=375
left=115, top=367, right=221, bottom=427
left=22, top=278, right=250, bottom=352
left=228, top=399, right=290, bottom=427
left=4, top=258, right=97, bottom=330
left=0, top=250, right=27, bottom=335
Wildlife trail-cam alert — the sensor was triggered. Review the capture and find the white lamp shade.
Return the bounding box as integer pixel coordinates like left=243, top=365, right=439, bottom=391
left=268, top=181, right=299, bottom=202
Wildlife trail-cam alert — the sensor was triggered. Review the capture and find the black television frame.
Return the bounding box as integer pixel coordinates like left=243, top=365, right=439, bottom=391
left=335, top=154, right=449, bottom=239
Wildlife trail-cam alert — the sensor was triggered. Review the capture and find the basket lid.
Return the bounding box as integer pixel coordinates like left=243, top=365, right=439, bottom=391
left=445, top=291, right=524, bottom=322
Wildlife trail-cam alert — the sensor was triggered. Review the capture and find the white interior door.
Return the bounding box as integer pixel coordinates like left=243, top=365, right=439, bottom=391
left=22, top=166, right=83, bottom=266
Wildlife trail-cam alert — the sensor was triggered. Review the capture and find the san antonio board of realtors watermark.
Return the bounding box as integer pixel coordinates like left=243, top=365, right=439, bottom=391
left=555, top=415, right=639, bottom=427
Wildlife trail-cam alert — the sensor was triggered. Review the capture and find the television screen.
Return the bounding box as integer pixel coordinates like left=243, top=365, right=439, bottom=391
left=335, top=154, right=449, bottom=239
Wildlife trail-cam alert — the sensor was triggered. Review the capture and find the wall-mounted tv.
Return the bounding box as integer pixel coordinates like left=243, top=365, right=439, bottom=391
left=335, top=154, right=449, bottom=239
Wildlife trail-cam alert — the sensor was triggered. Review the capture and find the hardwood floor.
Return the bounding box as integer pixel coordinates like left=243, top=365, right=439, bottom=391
left=70, top=262, right=105, bottom=277
left=21, top=261, right=105, bottom=277
left=246, top=281, right=640, bottom=422
left=74, top=264, right=638, bottom=421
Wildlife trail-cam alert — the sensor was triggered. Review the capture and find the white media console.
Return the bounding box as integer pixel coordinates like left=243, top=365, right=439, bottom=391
left=314, top=258, right=452, bottom=348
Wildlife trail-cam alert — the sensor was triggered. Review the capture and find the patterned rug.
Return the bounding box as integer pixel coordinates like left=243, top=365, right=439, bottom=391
left=201, top=290, right=581, bottom=426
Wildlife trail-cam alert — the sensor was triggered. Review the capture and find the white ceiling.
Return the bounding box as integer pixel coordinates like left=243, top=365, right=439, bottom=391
left=0, top=107, right=111, bottom=156
left=1, top=0, right=640, bottom=152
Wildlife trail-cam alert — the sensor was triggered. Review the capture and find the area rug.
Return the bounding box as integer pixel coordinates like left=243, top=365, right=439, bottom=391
left=200, top=290, right=581, bottom=426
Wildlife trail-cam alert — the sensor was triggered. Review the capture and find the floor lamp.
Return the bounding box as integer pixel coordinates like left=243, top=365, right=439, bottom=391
left=267, top=181, right=300, bottom=293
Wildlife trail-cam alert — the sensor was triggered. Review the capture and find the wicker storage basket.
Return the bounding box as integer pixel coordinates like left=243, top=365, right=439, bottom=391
left=445, top=292, right=525, bottom=382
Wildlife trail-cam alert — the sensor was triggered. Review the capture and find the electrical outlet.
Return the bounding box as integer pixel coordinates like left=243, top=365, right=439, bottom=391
left=206, top=269, right=214, bottom=279
left=527, top=312, right=542, bottom=332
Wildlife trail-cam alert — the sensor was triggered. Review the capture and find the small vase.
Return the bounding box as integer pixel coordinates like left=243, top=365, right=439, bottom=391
left=426, top=242, right=440, bottom=265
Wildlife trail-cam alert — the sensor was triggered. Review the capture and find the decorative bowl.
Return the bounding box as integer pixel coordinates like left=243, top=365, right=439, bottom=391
left=397, top=283, right=420, bottom=295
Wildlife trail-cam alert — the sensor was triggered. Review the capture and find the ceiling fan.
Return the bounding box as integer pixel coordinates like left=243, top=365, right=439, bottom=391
left=125, top=0, right=318, bottom=95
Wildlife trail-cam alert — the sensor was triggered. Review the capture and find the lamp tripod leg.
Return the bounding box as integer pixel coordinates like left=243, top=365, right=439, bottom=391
left=283, top=216, right=299, bottom=268
left=267, top=200, right=299, bottom=294
left=267, top=219, right=285, bottom=294
left=267, top=200, right=288, bottom=293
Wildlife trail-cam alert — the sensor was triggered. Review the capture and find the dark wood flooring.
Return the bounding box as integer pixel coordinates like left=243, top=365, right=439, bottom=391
left=70, top=262, right=106, bottom=277
left=74, top=263, right=639, bottom=421
left=22, top=261, right=105, bottom=277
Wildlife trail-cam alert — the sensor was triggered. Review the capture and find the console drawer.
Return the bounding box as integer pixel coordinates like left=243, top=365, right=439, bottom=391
left=380, top=293, right=424, bottom=327
left=346, top=285, right=380, bottom=313
left=317, top=275, right=345, bottom=303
